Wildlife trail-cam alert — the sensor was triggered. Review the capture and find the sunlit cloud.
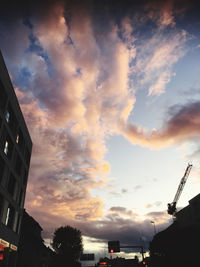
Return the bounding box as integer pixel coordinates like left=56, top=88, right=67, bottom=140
left=0, top=0, right=198, bottom=243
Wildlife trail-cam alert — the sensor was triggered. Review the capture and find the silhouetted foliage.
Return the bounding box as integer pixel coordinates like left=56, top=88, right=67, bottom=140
left=51, top=225, right=83, bottom=267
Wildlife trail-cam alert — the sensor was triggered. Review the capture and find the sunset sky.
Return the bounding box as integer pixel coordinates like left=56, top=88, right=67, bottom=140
left=1, top=0, right=200, bottom=260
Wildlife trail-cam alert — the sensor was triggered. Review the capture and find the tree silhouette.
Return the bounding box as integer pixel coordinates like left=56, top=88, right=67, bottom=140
left=51, top=225, right=83, bottom=267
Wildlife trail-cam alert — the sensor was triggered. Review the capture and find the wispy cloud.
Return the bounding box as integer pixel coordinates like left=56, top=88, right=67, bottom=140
left=133, top=29, right=189, bottom=96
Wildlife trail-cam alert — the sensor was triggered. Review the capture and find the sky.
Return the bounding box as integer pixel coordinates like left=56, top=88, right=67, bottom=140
left=1, top=0, right=200, bottom=261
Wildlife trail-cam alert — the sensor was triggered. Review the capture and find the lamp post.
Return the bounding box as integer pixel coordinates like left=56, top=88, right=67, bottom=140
left=150, top=221, right=156, bottom=235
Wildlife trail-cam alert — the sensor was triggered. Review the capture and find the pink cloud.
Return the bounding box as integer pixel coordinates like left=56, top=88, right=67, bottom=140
left=2, top=0, right=196, bottom=240
left=120, top=101, right=200, bottom=149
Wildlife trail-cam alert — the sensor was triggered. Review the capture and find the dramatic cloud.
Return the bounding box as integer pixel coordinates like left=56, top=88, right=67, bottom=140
left=0, top=0, right=199, bottom=245
left=35, top=208, right=171, bottom=251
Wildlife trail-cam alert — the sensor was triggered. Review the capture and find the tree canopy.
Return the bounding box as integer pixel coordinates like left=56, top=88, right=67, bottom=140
left=52, top=225, right=83, bottom=263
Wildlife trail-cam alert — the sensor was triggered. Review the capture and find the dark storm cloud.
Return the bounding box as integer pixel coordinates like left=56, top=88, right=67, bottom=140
left=165, top=101, right=200, bottom=139
left=33, top=208, right=170, bottom=250
left=122, top=100, right=200, bottom=148
left=1, top=0, right=199, bottom=25
left=1, top=0, right=63, bottom=19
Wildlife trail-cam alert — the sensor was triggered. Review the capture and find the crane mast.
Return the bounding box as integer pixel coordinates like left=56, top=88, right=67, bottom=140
left=167, top=164, right=192, bottom=216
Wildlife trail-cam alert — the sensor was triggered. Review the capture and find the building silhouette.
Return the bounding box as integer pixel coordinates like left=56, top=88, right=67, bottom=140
left=0, top=50, right=32, bottom=266
left=150, top=193, right=200, bottom=267
left=16, top=210, right=52, bottom=267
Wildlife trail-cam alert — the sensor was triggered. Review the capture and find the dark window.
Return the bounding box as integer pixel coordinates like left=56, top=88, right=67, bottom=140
left=8, top=136, right=14, bottom=159
left=0, top=126, right=7, bottom=151
left=0, top=80, right=8, bottom=112
left=15, top=155, right=22, bottom=176
left=0, top=194, right=3, bottom=217
left=16, top=214, right=21, bottom=234
left=25, top=147, right=31, bottom=167
left=0, top=156, right=5, bottom=183
left=19, top=189, right=24, bottom=207
left=18, top=129, right=25, bottom=153
left=7, top=104, right=18, bottom=136
left=5, top=204, right=15, bottom=229
left=19, top=189, right=23, bottom=206
left=23, top=169, right=28, bottom=185
left=7, top=174, right=16, bottom=197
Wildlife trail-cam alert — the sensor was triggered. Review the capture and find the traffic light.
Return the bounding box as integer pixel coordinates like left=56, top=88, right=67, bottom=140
left=108, top=241, right=120, bottom=253
left=0, top=245, right=4, bottom=261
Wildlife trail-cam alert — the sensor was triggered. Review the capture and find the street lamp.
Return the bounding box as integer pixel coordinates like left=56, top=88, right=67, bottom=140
left=150, top=221, right=156, bottom=235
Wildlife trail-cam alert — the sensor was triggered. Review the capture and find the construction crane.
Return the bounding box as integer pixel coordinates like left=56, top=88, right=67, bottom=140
left=167, top=163, right=193, bottom=216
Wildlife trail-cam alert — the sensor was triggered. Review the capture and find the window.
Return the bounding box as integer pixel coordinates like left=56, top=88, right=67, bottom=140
left=19, top=189, right=24, bottom=208
left=3, top=134, right=14, bottom=159
left=4, top=141, right=8, bottom=155
left=5, top=110, right=10, bottom=122
left=23, top=169, right=28, bottom=185
left=25, top=147, right=31, bottom=167
left=7, top=174, right=16, bottom=198
left=7, top=104, right=18, bottom=136
left=18, top=129, right=25, bottom=153
left=5, top=207, right=10, bottom=225
left=0, top=80, right=8, bottom=112
left=13, top=211, right=18, bottom=232
left=16, top=214, right=21, bottom=234
left=0, top=156, right=5, bottom=183
left=5, top=204, right=15, bottom=229
left=0, top=194, right=3, bottom=218
left=15, top=155, right=22, bottom=176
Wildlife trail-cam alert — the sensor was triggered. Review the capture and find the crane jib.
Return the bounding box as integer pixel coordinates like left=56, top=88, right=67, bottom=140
left=167, top=164, right=192, bottom=216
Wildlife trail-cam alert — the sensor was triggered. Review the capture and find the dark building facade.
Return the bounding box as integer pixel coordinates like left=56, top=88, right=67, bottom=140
left=150, top=193, right=200, bottom=267
left=16, top=211, right=52, bottom=267
left=0, top=50, right=32, bottom=266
